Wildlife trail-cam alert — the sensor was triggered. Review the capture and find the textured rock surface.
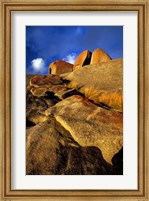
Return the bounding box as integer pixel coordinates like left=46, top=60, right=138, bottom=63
left=26, top=75, right=61, bottom=125
left=26, top=91, right=48, bottom=125
left=30, top=74, right=63, bottom=87
left=73, top=50, right=92, bottom=70
left=30, top=85, right=79, bottom=100
left=26, top=117, right=115, bottom=175
left=49, top=60, right=73, bottom=75
left=27, top=74, right=81, bottom=125
left=26, top=89, right=61, bottom=125
left=45, top=95, right=123, bottom=164
left=61, top=58, right=123, bottom=111
left=90, top=48, right=111, bottom=64
left=26, top=51, right=123, bottom=175
left=26, top=74, right=34, bottom=87
left=29, top=73, right=80, bottom=100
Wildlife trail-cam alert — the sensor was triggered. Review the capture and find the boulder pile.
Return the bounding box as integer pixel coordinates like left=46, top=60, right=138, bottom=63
left=49, top=48, right=111, bottom=74
left=26, top=48, right=123, bottom=175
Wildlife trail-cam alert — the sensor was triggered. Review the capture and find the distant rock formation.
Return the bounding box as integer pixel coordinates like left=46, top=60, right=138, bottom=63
left=73, top=50, right=92, bottom=70
left=90, top=48, right=111, bottom=64
left=48, top=48, right=111, bottom=74
left=49, top=60, right=73, bottom=75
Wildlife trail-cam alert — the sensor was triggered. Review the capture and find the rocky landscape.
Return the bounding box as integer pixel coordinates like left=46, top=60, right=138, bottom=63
left=26, top=48, right=123, bottom=175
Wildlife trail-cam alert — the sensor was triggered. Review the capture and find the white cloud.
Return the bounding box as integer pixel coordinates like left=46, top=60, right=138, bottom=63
left=63, top=53, right=77, bottom=64
left=31, top=58, right=45, bottom=73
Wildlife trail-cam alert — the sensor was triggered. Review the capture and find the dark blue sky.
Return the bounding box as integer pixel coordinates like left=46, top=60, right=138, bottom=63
left=26, top=26, right=123, bottom=74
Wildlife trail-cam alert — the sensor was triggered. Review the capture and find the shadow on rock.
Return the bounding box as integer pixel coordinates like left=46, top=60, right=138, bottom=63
left=26, top=117, right=122, bottom=175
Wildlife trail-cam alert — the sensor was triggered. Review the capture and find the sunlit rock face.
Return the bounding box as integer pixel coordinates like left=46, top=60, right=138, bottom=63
left=73, top=50, right=92, bottom=70
left=45, top=95, right=123, bottom=165
left=26, top=117, right=115, bottom=175
left=73, top=48, right=111, bottom=71
left=30, top=74, right=63, bottom=87
left=49, top=60, right=73, bottom=75
left=90, top=48, right=111, bottom=64
left=26, top=48, right=123, bottom=175
left=61, top=58, right=123, bottom=111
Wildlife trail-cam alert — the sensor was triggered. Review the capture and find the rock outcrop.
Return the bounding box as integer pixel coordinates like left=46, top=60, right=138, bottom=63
left=29, top=74, right=79, bottom=100
left=26, top=48, right=123, bottom=175
left=26, top=90, right=49, bottom=125
left=30, top=85, right=79, bottom=100
left=30, top=74, right=63, bottom=87
left=45, top=95, right=123, bottom=164
left=26, top=117, right=115, bottom=175
left=61, top=58, right=123, bottom=111
left=48, top=48, right=111, bottom=75
left=90, top=48, right=111, bottom=64
left=49, top=60, right=73, bottom=75
left=73, top=50, right=92, bottom=70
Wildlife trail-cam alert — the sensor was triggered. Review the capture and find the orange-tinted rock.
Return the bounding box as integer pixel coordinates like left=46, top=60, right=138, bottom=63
left=49, top=60, right=73, bottom=75
left=90, top=48, right=111, bottom=64
left=30, top=74, right=63, bottom=87
left=30, top=85, right=79, bottom=100
left=26, top=90, right=49, bottom=125
left=61, top=58, right=123, bottom=111
left=29, top=74, right=79, bottom=99
left=26, top=117, right=114, bottom=175
left=73, top=50, right=92, bottom=70
left=45, top=95, right=123, bottom=164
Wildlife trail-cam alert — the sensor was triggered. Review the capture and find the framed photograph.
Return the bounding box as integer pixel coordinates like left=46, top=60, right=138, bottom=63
left=0, top=0, right=148, bottom=200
